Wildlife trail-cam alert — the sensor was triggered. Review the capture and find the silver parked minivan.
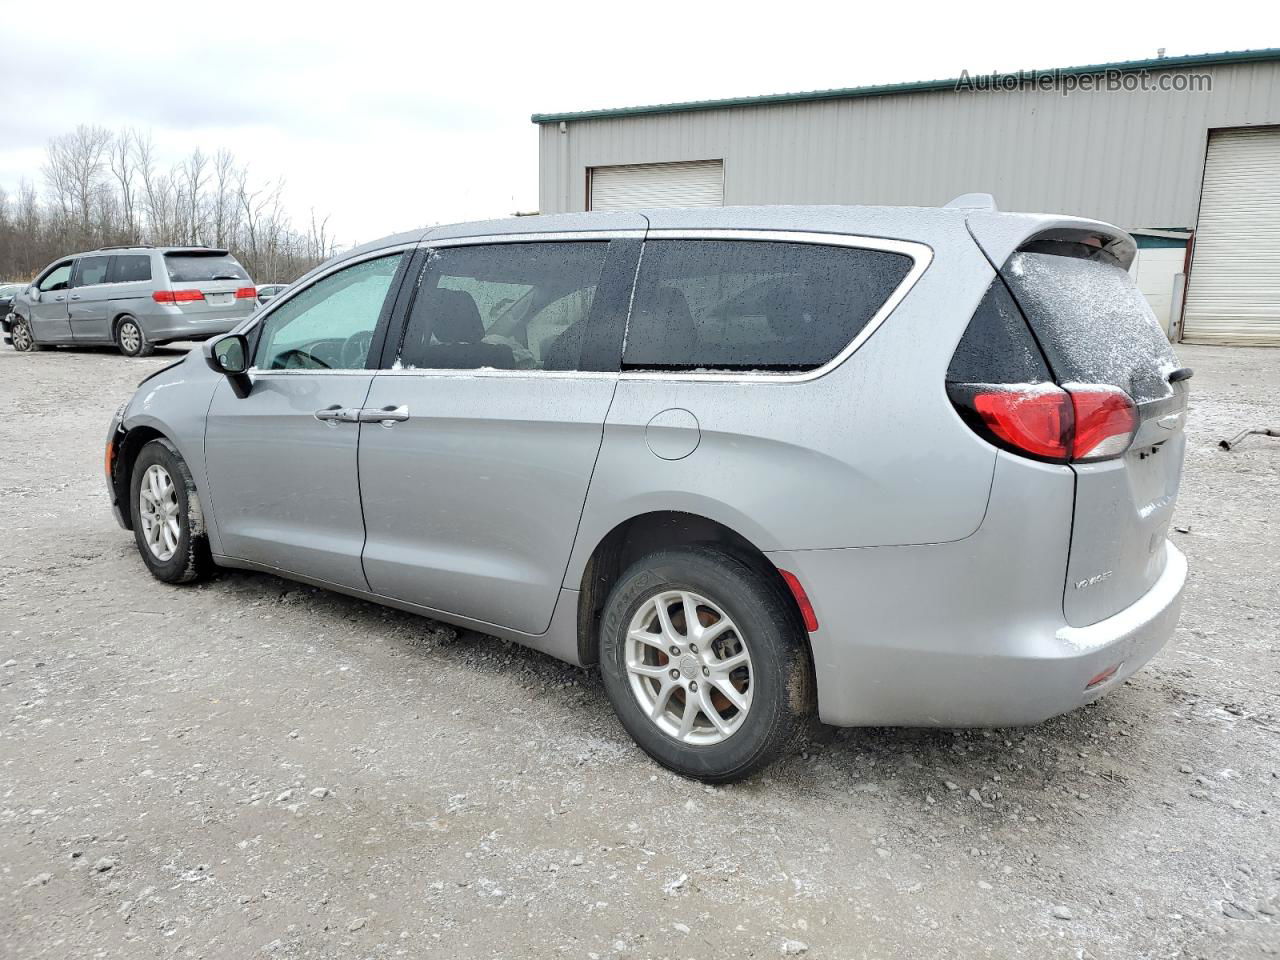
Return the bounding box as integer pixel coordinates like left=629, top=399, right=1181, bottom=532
left=5, top=246, right=256, bottom=356
left=104, top=202, right=1189, bottom=781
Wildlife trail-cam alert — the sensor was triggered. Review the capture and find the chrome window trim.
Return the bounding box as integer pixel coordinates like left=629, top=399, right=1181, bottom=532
left=618, top=229, right=932, bottom=384
left=424, top=229, right=645, bottom=248
left=245, top=242, right=417, bottom=376
left=250, top=229, right=932, bottom=383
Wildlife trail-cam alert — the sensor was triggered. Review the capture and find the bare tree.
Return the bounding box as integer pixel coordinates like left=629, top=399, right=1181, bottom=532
left=109, top=128, right=139, bottom=242
left=178, top=148, right=209, bottom=245
left=212, top=149, right=238, bottom=248
left=2, top=125, right=338, bottom=283
left=43, top=124, right=112, bottom=239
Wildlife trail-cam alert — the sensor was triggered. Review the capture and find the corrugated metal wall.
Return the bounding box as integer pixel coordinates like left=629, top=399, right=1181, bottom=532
left=538, top=61, right=1280, bottom=229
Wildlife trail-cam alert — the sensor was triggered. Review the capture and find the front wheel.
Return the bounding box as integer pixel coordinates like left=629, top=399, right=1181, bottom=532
left=10, top=317, right=41, bottom=352
left=115, top=316, right=153, bottom=357
left=129, top=438, right=213, bottom=584
left=599, top=546, right=814, bottom=783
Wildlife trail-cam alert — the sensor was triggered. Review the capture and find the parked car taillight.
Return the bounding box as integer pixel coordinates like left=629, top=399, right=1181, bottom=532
left=235, top=287, right=257, bottom=299
left=153, top=289, right=205, bottom=303
left=948, top=382, right=1137, bottom=464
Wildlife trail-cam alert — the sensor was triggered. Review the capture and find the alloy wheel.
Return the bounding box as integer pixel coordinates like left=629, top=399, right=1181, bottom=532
left=625, top=590, right=753, bottom=745
left=138, top=464, right=180, bottom=561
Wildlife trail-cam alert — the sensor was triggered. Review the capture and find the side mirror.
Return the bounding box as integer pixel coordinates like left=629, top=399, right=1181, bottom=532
left=203, top=333, right=252, bottom=398
left=29, top=288, right=40, bottom=303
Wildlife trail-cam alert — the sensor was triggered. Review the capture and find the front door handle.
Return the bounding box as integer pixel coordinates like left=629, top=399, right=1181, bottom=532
left=357, top=404, right=410, bottom=425
left=314, top=405, right=360, bottom=423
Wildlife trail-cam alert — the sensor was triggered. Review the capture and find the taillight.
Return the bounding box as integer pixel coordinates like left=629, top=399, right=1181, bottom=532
left=1066, top=384, right=1138, bottom=461
left=949, top=382, right=1137, bottom=464
left=971, top=385, right=1072, bottom=461
left=152, top=289, right=205, bottom=303
left=235, top=287, right=257, bottom=299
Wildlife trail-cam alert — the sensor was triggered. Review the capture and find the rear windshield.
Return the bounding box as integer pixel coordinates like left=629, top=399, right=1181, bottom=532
left=163, top=253, right=250, bottom=284
left=623, top=240, right=914, bottom=372
left=1002, top=249, right=1177, bottom=403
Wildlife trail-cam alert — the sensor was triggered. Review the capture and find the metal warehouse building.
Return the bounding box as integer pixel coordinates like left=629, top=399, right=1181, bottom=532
left=533, top=49, right=1280, bottom=346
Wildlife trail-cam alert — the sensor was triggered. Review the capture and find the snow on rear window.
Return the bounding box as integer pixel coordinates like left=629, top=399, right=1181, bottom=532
left=1002, top=251, right=1177, bottom=404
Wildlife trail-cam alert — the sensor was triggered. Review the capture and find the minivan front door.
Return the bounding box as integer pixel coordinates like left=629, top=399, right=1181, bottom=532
left=358, top=239, right=638, bottom=634
left=203, top=250, right=409, bottom=589
left=30, top=260, right=75, bottom=342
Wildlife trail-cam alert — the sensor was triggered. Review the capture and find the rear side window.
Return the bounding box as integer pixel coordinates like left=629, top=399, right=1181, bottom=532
left=164, top=252, right=250, bottom=283
left=1002, top=249, right=1177, bottom=403
left=622, top=240, right=913, bottom=372
left=946, top=279, right=1051, bottom=384
left=73, top=255, right=110, bottom=287
left=398, top=242, right=608, bottom=371
left=107, top=254, right=152, bottom=283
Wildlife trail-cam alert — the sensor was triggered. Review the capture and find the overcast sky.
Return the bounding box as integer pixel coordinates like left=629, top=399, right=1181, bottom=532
left=0, top=0, right=1271, bottom=246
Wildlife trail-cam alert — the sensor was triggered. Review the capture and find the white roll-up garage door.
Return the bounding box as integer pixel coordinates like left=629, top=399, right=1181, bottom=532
left=1183, top=127, right=1280, bottom=345
left=589, top=160, right=724, bottom=211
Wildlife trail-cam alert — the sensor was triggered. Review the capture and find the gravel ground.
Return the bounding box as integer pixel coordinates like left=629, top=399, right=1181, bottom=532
left=1, top=342, right=1277, bottom=960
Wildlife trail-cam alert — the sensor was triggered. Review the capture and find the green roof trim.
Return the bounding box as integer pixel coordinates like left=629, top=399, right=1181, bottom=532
left=531, top=48, right=1280, bottom=124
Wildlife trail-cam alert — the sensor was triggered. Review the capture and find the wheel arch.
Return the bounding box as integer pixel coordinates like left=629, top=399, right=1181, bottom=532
left=573, top=510, right=808, bottom=667
left=111, top=424, right=170, bottom=530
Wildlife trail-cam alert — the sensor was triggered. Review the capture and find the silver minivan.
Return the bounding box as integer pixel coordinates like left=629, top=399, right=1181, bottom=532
left=104, top=203, right=1189, bottom=781
left=5, top=246, right=256, bottom=356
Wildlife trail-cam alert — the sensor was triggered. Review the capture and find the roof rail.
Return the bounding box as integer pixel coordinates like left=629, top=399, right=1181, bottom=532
left=944, top=193, right=998, bottom=212
left=96, top=243, right=154, bottom=251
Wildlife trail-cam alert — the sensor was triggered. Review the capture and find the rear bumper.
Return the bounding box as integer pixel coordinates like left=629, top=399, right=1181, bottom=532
left=143, top=315, right=245, bottom=343
left=770, top=539, right=1186, bottom=728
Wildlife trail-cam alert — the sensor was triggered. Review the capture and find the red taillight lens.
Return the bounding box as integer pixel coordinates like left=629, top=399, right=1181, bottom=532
left=152, top=289, right=204, bottom=303
left=1066, top=384, right=1138, bottom=461
left=235, top=287, right=257, bottom=299
left=951, top=382, right=1138, bottom=464
left=970, top=386, right=1072, bottom=461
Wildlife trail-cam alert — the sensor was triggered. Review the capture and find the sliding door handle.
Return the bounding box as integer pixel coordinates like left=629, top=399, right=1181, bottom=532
left=357, top=404, right=410, bottom=424
left=314, top=405, right=359, bottom=423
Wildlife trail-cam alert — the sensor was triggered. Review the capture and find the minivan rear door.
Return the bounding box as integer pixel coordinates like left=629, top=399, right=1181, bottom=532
left=1000, top=245, right=1187, bottom=627
left=68, top=255, right=112, bottom=341
left=162, top=250, right=255, bottom=321
left=357, top=237, right=641, bottom=635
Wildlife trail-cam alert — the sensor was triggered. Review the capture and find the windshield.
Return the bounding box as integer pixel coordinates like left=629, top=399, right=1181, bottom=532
left=163, top=253, right=250, bottom=283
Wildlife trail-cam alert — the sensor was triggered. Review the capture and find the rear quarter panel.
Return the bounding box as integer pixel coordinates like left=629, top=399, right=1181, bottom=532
left=565, top=220, right=1003, bottom=584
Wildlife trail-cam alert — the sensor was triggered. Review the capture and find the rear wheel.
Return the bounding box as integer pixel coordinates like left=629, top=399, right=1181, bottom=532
left=599, top=546, right=813, bottom=782
left=129, top=438, right=213, bottom=584
left=115, top=316, right=153, bottom=357
left=10, top=317, right=41, bottom=352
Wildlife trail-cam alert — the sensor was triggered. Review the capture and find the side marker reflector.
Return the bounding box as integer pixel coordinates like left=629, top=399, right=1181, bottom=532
left=778, top=569, right=819, bottom=633
left=1085, top=663, right=1122, bottom=690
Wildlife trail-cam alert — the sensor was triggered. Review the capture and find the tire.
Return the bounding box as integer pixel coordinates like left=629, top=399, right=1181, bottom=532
left=115, top=316, right=153, bottom=357
left=599, top=545, right=814, bottom=783
left=10, top=317, right=41, bottom=352
left=129, top=438, right=213, bottom=584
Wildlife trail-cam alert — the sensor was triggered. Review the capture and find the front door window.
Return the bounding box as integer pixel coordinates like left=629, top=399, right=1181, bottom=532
left=254, top=254, right=405, bottom=370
